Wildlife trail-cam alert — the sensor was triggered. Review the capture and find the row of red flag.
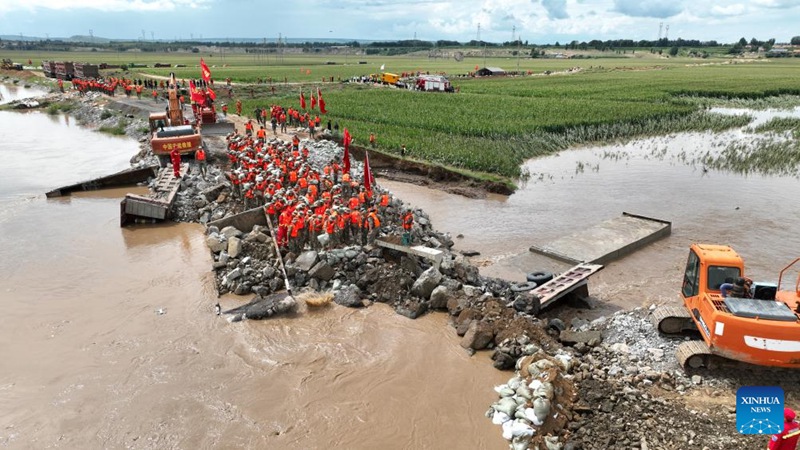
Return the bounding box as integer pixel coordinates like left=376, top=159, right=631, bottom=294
left=299, top=88, right=327, bottom=114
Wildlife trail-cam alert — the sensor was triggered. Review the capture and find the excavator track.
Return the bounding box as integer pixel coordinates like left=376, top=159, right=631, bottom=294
left=650, top=305, right=695, bottom=334
left=676, top=340, right=713, bottom=369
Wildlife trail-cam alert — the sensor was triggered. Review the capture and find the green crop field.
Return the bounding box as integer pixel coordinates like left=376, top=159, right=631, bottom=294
left=4, top=48, right=800, bottom=182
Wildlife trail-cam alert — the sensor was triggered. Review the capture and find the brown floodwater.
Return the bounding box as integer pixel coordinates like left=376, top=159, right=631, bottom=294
left=0, top=101, right=508, bottom=449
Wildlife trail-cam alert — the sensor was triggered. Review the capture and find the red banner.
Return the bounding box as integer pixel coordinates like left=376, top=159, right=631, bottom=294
left=318, top=88, right=327, bottom=114
left=310, top=91, right=316, bottom=110
left=343, top=128, right=351, bottom=174
left=364, top=151, right=374, bottom=194
left=299, top=90, right=306, bottom=109
left=200, top=58, right=212, bottom=82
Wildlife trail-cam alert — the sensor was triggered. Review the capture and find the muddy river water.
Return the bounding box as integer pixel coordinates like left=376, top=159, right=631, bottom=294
left=0, top=86, right=507, bottom=449
left=1, top=84, right=798, bottom=449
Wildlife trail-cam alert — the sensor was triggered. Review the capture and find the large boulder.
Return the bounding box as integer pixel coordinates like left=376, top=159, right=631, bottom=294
left=429, top=285, right=452, bottom=310
left=206, top=234, right=226, bottom=253
left=294, top=250, right=319, bottom=272
left=228, top=236, right=242, bottom=258
left=309, top=261, right=335, bottom=281
left=460, top=320, right=495, bottom=351
left=411, top=267, right=443, bottom=300
left=334, top=284, right=363, bottom=308
left=220, top=226, right=242, bottom=239
left=395, top=299, right=429, bottom=319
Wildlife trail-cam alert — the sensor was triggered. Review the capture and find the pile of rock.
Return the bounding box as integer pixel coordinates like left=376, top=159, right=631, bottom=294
left=484, top=307, right=767, bottom=449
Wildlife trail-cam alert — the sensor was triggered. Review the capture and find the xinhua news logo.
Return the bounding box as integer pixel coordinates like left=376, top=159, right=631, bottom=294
left=736, top=386, right=784, bottom=434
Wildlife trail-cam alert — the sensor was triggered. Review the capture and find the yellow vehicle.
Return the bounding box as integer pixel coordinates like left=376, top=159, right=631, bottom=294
left=380, top=72, right=400, bottom=85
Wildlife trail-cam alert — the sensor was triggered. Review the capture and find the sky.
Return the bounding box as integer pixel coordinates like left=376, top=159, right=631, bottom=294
left=1, top=0, right=799, bottom=44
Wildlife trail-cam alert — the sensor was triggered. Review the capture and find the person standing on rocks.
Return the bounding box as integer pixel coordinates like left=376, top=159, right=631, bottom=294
left=401, top=208, right=414, bottom=246
left=769, top=407, right=800, bottom=450
left=170, top=147, right=181, bottom=178
left=236, top=99, right=242, bottom=116
left=195, top=146, right=207, bottom=179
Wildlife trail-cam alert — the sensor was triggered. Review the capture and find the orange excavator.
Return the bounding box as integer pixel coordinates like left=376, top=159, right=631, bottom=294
left=653, top=244, right=800, bottom=369
left=148, top=73, right=202, bottom=167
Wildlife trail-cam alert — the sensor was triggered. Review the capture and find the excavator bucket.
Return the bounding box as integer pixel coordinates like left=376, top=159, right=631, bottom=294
left=201, top=120, right=236, bottom=136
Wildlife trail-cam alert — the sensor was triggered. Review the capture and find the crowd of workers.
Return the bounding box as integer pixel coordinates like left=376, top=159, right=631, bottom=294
left=224, top=130, right=414, bottom=254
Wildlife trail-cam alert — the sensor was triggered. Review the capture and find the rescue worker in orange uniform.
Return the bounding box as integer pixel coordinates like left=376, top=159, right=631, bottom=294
left=401, top=208, right=414, bottom=246
left=770, top=408, right=800, bottom=450
left=195, top=146, right=207, bottom=178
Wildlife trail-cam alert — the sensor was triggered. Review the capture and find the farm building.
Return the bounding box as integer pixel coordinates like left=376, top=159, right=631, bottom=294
left=475, top=67, right=506, bottom=76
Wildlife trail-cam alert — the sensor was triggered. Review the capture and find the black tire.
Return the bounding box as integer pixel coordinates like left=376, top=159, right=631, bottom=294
left=547, top=318, right=566, bottom=332
left=527, top=271, right=554, bottom=285
left=510, top=281, right=537, bottom=293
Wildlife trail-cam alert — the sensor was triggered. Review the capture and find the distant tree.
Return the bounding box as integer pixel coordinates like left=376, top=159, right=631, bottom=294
left=738, top=37, right=748, bottom=46
left=728, top=43, right=744, bottom=54
left=554, top=41, right=560, bottom=47
left=669, top=46, right=679, bottom=56
left=792, top=36, right=800, bottom=45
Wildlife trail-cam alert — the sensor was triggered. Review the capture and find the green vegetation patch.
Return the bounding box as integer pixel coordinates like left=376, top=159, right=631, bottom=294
left=752, top=117, right=800, bottom=135
left=46, top=101, right=75, bottom=115
left=98, top=119, right=128, bottom=136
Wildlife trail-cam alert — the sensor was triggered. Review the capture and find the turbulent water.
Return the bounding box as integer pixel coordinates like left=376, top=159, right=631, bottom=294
left=3, top=83, right=799, bottom=449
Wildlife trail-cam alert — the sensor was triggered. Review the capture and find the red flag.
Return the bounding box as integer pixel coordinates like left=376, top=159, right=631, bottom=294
left=207, top=87, right=216, bottom=101
left=299, top=90, right=306, bottom=109
left=364, top=151, right=374, bottom=194
left=189, top=81, right=205, bottom=104
left=310, top=91, right=316, bottom=110
left=343, top=128, right=351, bottom=174
left=343, top=145, right=351, bottom=175
left=318, top=87, right=327, bottom=114
left=200, top=58, right=212, bottom=82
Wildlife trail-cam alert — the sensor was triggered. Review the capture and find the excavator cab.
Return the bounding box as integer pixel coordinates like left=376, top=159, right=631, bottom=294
left=654, top=244, right=800, bottom=369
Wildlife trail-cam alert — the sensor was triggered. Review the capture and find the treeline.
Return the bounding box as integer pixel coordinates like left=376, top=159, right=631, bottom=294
left=1, top=35, right=788, bottom=54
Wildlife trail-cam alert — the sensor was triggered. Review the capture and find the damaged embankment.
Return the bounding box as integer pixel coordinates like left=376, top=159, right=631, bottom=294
left=22, top=88, right=780, bottom=450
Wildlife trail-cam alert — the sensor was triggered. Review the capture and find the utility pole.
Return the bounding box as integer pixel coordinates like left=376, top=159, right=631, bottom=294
left=665, top=25, right=669, bottom=41
left=512, top=25, right=516, bottom=42
left=658, top=22, right=663, bottom=41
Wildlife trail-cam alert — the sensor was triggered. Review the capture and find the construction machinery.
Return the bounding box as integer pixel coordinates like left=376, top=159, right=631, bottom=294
left=188, top=84, right=235, bottom=136
left=150, top=73, right=202, bottom=167
left=652, top=244, right=800, bottom=369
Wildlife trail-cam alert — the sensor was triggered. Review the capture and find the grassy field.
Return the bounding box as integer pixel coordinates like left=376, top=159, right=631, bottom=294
left=3, top=49, right=800, bottom=182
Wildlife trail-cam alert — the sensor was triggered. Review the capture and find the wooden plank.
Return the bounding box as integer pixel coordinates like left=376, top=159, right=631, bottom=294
left=533, top=263, right=604, bottom=308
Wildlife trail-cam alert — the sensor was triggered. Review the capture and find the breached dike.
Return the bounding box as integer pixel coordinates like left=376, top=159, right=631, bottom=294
left=45, top=164, right=158, bottom=198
